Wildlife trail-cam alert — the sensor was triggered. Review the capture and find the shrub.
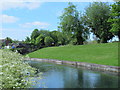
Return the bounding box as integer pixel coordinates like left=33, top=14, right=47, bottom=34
left=0, top=50, right=39, bottom=89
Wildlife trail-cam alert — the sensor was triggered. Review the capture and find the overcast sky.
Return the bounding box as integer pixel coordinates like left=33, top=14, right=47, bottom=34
left=0, top=0, right=115, bottom=41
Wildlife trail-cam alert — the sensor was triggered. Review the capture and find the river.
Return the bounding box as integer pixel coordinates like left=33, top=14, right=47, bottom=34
left=26, top=60, right=119, bottom=88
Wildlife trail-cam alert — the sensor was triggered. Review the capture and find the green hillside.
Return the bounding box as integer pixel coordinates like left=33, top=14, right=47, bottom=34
left=28, top=43, right=119, bottom=66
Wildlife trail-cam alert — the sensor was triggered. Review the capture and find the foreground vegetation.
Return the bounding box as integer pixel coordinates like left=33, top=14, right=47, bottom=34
left=28, top=42, right=119, bottom=66
left=0, top=50, right=39, bottom=88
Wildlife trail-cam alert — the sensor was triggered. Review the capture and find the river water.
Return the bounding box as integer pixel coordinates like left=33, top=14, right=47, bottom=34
left=27, top=60, right=119, bottom=88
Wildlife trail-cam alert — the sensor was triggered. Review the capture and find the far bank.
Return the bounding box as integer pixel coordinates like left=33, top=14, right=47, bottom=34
left=28, top=42, right=119, bottom=66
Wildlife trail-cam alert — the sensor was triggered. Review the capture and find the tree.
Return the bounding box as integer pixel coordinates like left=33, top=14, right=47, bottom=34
left=6, top=37, right=12, bottom=43
left=108, top=1, right=120, bottom=41
left=50, top=31, right=59, bottom=46
left=31, top=29, right=40, bottom=44
left=35, top=30, right=51, bottom=47
left=35, top=34, right=45, bottom=48
left=39, top=30, right=50, bottom=37
left=5, top=37, right=12, bottom=46
left=57, top=32, right=71, bottom=45
left=44, top=36, right=54, bottom=46
left=84, top=2, right=114, bottom=43
left=59, top=2, right=88, bottom=45
left=25, top=36, right=31, bottom=43
left=49, top=31, right=69, bottom=46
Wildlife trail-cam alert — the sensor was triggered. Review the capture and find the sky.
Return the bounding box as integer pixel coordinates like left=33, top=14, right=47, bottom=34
left=0, top=0, right=117, bottom=41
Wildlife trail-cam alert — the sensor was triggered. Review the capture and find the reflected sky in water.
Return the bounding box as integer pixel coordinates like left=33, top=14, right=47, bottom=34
left=27, top=60, right=119, bottom=88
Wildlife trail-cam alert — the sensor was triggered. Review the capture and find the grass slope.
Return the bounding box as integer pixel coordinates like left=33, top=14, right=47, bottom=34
left=28, top=43, right=119, bottom=66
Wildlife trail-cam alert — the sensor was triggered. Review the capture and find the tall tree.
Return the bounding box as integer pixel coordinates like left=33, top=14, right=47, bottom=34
left=84, top=2, right=114, bottom=43
left=108, top=1, right=120, bottom=41
left=59, top=2, right=88, bottom=45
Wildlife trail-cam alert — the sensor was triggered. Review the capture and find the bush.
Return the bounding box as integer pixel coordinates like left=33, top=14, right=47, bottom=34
left=0, top=50, right=39, bottom=88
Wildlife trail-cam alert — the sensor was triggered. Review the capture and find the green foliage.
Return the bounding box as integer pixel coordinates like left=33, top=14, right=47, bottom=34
left=35, top=34, right=45, bottom=47
left=25, top=37, right=31, bottom=43
left=31, top=29, right=40, bottom=44
left=50, top=31, right=59, bottom=46
left=28, top=29, right=70, bottom=48
left=39, top=30, right=50, bottom=37
left=108, top=1, right=120, bottom=41
left=28, top=42, right=119, bottom=66
left=59, top=2, right=88, bottom=45
left=84, top=2, right=114, bottom=43
left=0, top=50, right=40, bottom=88
left=69, top=38, right=77, bottom=45
left=57, top=32, right=69, bottom=45
left=44, top=36, right=54, bottom=46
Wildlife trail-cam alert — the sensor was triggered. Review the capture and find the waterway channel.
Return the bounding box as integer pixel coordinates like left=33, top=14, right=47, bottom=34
left=26, top=60, right=119, bottom=88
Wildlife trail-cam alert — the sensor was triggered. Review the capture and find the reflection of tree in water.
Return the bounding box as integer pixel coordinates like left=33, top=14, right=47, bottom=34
left=62, top=67, right=80, bottom=88
left=62, top=67, right=119, bottom=88
left=77, top=70, right=84, bottom=88
left=82, top=71, right=100, bottom=88
left=98, top=74, right=119, bottom=88
left=82, top=70, right=119, bottom=88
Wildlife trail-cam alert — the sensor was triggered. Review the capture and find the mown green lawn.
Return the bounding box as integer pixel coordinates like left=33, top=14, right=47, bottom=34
left=28, top=42, right=119, bottom=66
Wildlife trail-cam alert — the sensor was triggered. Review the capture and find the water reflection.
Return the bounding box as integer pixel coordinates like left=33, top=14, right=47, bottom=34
left=27, top=60, right=119, bottom=88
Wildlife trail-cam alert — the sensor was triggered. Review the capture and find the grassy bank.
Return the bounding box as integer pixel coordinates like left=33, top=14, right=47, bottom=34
left=28, top=43, right=119, bottom=66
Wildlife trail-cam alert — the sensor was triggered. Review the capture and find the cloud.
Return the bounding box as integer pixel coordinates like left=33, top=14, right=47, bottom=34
left=0, top=1, right=43, bottom=11
left=0, top=14, right=19, bottom=23
left=25, top=2, right=42, bottom=10
left=20, top=21, right=50, bottom=29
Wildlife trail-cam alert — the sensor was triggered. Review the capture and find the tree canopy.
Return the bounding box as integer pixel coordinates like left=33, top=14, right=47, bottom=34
left=84, top=2, right=114, bottom=43
left=59, top=2, right=89, bottom=45
left=108, top=1, right=120, bottom=41
left=31, top=29, right=40, bottom=43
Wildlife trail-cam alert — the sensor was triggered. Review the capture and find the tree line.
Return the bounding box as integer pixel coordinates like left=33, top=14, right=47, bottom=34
left=57, top=2, right=119, bottom=44
left=24, top=2, right=119, bottom=48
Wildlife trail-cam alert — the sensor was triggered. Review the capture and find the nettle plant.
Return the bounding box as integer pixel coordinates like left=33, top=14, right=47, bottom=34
left=0, top=50, right=40, bottom=88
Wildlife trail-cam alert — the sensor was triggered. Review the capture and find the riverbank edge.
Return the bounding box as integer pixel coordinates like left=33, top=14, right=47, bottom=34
left=25, top=58, right=120, bottom=74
